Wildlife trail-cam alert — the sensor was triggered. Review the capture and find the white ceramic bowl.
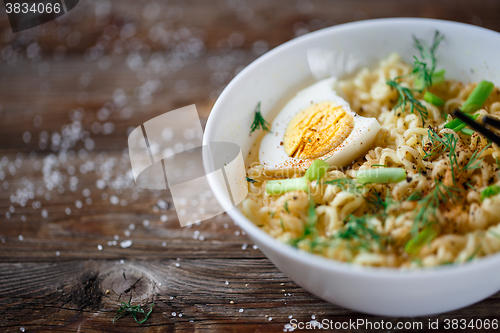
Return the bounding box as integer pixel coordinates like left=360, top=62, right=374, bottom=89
left=204, top=18, right=500, bottom=316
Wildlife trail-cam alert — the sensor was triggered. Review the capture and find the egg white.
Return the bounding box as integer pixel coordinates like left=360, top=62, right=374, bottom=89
left=259, top=77, right=381, bottom=172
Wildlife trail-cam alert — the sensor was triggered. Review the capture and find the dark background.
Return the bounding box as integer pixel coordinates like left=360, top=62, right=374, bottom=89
left=1, top=0, right=500, bottom=332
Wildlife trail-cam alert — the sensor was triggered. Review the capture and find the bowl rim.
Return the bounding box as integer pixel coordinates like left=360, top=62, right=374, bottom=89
left=204, top=17, right=500, bottom=278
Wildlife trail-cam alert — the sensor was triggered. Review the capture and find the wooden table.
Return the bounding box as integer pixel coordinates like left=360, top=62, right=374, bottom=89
left=1, top=0, right=500, bottom=331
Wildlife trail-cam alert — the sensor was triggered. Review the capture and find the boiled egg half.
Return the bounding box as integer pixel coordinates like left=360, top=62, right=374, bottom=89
left=259, top=77, right=381, bottom=173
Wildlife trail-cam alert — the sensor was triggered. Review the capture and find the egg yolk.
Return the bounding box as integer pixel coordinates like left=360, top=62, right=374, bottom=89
left=283, top=101, right=354, bottom=159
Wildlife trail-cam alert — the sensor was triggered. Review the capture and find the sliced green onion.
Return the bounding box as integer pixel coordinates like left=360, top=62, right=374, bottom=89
left=356, top=168, right=407, bottom=184
left=444, top=113, right=479, bottom=132
left=460, top=128, right=475, bottom=136
left=414, top=69, right=446, bottom=89
left=431, top=69, right=446, bottom=85
left=424, top=91, right=444, bottom=106
left=481, top=184, right=500, bottom=201
left=460, top=80, right=494, bottom=113
left=404, top=226, right=439, bottom=255
left=304, top=159, right=329, bottom=181
left=266, top=177, right=309, bottom=195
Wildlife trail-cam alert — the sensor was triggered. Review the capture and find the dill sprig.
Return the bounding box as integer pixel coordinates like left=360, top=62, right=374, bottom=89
left=245, top=176, right=257, bottom=183
left=424, top=129, right=490, bottom=186
left=386, top=77, right=428, bottom=123
left=324, top=177, right=357, bottom=192
left=413, top=30, right=445, bottom=90
left=249, top=102, right=271, bottom=133
left=410, top=179, right=455, bottom=236
left=335, top=214, right=385, bottom=251
left=113, top=299, right=154, bottom=324
left=386, top=30, right=444, bottom=124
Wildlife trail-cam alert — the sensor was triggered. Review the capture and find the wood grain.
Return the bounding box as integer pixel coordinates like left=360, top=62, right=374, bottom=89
left=1, top=0, right=500, bottom=332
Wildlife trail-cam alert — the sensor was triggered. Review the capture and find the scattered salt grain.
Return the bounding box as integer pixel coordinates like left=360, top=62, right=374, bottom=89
left=172, top=312, right=177, bottom=316
left=162, top=242, right=167, bottom=246
left=110, top=195, right=119, bottom=205
left=269, top=317, right=273, bottom=321
left=75, top=200, right=82, bottom=209
left=160, top=214, right=168, bottom=222
left=120, top=240, right=133, bottom=248
left=199, top=235, right=205, bottom=241
left=223, top=223, right=229, bottom=229
left=239, top=308, right=244, bottom=313
left=56, top=251, right=60, bottom=256
left=253, top=245, right=258, bottom=250
left=143, top=219, right=150, bottom=227
left=225, top=281, right=229, bottom=285
left=20, top=327, right=25, bottom=332
left=97, top=244, right=103, bottom=250
left=241, top=243, right=248, bottom=250
left=311, top=315, right=316, bottom=319
left=129, top=223, right=135, bottom=230
left=175, top=263, right=180, bottom=267
left=235, top=231, right=240, bottom=236
left=65, top=207, right=71, bottom=215
left=114, top=235, right=119, bottom=240
left=124, top=230, right=131, bottom=237
left=18, top=235, right=24, bottom=241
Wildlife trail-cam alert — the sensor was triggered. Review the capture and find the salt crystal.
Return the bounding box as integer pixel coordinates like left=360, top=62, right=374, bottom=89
left=235, top=231, right=240, bottom=236
left=65, top=207, right=71, bottom=215
left=120, top=240, right=132, bottom=248
left=97, top=244, right=103, bottom=250
left=128, top=223, right=135, bottom=230
left=160, top=214, right=168, bottom=222
left=18, top=235, right=24, bottom=241
left=20, top=327, right=25, bottom=332
left=178, top=313, right=182, bottom=317
left=83, top=188, right=91, bottom=197
left=269, top=317, right=273, bottom=321
left=172, top=312, right=176, bottom=316
left=114, top=235, right=119, bottom=240
left=175, top=263, right=180, bottom=267
left=225, top=281, right=229, bottom=285
left=56, top=251, right=60, bottom=256
left=253, top=245, right=258, bottom=249
left=21, top=215, right=26, bottom=222
left=311, top=315, right=316, bottom=319
left=239, top=308, right=244, bottom=313
left=241, top=243, right=248, bottom=250
left=75, top=200, right=82, bottom=209
left=143, top=219, right=150, bottom=227
left=199, top=235, right=205, bottom=241
left=124, top=230, right=130, bottom=237
left=110, top=195, right=119, bottom=205
left=86, top=198, right=92, bottom=205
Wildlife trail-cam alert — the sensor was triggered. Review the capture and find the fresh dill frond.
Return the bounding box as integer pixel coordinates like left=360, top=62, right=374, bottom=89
left=424, top=129, right=460, bottom=186
left=407, top=191, right=422, bottom=201
left=410, top=179, right=455, bottom=236
left=113, top=299, right=154, bottom=324
left=335, top=214, right=385, bottom=251
left=280, top=218, right=285, bottom=230
left=249, top=102, right=271, bottom=133
left=387, top=30, right=444, bottom=125
left=245, top=176, right=257, bottom=183
left=386, top=77, right=428, bottom=123
left=324, top=178, right=357, bottom=192
left=413, top=30, right=444, bottom=88
left=464, top=143, right=491, bottom=170
left=284, top=201, right=290, bottom=214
